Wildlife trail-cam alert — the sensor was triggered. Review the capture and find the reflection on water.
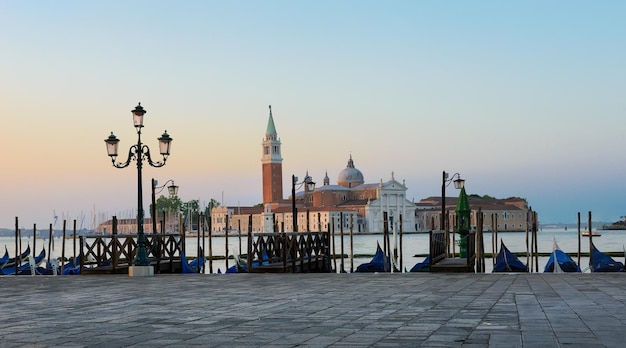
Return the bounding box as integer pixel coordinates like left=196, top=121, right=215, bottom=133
left=1, top=228, right=624, bottom=274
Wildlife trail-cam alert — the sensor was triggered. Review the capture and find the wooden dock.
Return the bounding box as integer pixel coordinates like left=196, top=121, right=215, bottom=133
left=429, top=229, right=476, bottom=273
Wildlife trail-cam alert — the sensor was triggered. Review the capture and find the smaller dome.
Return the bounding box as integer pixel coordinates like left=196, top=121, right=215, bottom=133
left=337, top=155, right=364, bottom=188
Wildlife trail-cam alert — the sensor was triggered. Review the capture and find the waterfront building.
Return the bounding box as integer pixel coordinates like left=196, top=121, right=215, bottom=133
left=415, top=196, right=531, bottom=232
left=97, top=217, right=163, bottom=235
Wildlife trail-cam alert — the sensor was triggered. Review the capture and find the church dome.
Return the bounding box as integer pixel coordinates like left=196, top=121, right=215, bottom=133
left=337, top=155, right=364, bottom=188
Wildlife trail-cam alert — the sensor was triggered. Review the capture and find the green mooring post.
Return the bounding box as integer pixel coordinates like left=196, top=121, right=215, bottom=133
left=455, top=186, right=471, bottom=258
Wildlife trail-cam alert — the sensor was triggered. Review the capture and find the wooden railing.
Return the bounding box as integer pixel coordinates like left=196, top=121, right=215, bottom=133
left=79, top=234, right=184, bottom=274
left=246, top=231, right=331, bottom=273
left=429, top=230, right=447, bottom=266
left=430, top=230, right=476, bottom=272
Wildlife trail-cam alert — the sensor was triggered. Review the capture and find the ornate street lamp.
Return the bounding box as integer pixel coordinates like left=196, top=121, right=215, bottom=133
left=104, top=103, right=172, bottom=275
left=292, top=174, right=316, bottom=232
left=151, top=179, right=179, bottom=234
left=441, top=170, right=464, bottom=232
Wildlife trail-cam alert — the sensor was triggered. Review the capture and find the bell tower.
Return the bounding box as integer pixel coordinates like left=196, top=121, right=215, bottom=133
left=262, top=105, right=283, bottom=204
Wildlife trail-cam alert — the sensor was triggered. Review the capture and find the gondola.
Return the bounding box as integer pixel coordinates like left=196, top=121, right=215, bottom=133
left=493, top=241, right=528, bottom=273
left=355, top=242, right=396, bottom=272
left=1, top=248, right=46, bottom=275
left=0, top=245, right=31, bottom=270
left=180, top=250, right=198, bottom=274
left=188, top=247, right=205, bottom=273
left=62, top=257, right=83, bottom=275
left=409, top=256, right=430, bottom=272
left=0, top=247, right=9, bottom=266
left=591, top=243, right=623, bottom=272
left=544, top=239, right=581, bottom=273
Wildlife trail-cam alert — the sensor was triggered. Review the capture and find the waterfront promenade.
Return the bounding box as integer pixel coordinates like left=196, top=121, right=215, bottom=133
left=1, top=273, right=625, bottom=347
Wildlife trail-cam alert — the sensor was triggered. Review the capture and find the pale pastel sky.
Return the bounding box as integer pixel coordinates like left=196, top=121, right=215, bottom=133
left=1, top=1, right=625, bottom=229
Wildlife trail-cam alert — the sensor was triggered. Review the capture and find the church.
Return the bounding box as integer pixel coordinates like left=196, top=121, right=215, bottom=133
left=211, top=106, right=418, bottom=233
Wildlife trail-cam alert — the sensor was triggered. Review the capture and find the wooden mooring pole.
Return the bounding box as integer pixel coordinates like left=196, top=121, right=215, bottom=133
left=340, top=212, right=345, bottom=273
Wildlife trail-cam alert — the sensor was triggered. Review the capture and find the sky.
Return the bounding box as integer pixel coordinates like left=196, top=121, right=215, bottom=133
left=1, top=1, right=625, bottom=229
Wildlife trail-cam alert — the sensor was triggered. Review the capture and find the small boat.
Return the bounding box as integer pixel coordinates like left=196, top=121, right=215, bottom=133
left=225, top=261, right=248, bottom=273
left=1, top=248, right=46, bottom=275
left=493, top=241, right=528, bottom=273
left=188, top=247, right=205, bottom=273
left=409, top=256, right=430, bottom=272
left=544, top=238, right=581, bottom=273
left=582, top=231, right=601, bottom=237
left=0, top=246, right=31, bottom=269
left=0, top=247, right=9, bottom=266
left=355, top=242, right=396, bottom=273
left=225, top=250, right=272, bottom=273
left=591, top=243, right=623, bottom=272
left=180, top=250, right=200, bottom=274
left=62, top=257, right=83, bottom=275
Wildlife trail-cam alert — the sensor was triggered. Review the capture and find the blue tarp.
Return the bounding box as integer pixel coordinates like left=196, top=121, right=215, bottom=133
left=355, top=243, right=392, bottom=273
left=409, top=256, right=430, bottom=272
left=544, top=246, right=581, bottom=273
left=592, top=243, right=624, bottom=272
left=180, top=251, right=196, bottom=274
left=1, top=248, right=45, bottom=275
left=493, top=242, right=528, bottom=273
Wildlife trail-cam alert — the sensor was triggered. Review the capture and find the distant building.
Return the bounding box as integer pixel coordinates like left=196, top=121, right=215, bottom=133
left=97, top=217, right=162, bottom=235
left=415, top=196, right=532, bottom=232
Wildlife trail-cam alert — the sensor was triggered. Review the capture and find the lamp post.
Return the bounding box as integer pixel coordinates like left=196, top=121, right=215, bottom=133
left=441, top=171, right=464, bottom=254
left=105, top=103, right=172, bottom=275
left=151, top=179, right=179, bottom=234
left=292, top=174, right=316, bottom=232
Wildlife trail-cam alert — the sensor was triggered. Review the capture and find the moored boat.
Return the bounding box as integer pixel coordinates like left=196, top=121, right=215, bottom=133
left=409, top=256, right=430, bottom=272
left=355, top=242, right=396, bottom=272
left=591, top=243, right=624, bottom=272
left=582, top=231, right=601, bottom=237
left=544, top=238, right=581, bottom=273
left=493, top=241, right=528, bottom=273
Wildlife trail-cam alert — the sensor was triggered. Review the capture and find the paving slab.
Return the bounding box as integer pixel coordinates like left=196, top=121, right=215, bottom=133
left=0, top=273, right=625, bottom=347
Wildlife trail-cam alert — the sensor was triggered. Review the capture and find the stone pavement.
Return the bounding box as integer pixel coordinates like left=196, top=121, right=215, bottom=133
left=1, top=273, right=625, bottom=347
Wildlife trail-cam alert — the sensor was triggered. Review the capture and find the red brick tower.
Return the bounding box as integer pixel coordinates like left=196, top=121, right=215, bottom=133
left=262, top=105, right=283, bottom=205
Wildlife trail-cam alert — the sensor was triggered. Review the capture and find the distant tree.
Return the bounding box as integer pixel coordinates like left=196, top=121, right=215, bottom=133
left=253, top=203, right=264, bottom=208
left=153, top=195, right=184, bottom=217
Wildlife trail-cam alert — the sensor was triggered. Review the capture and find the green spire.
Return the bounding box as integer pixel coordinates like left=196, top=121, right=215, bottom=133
left=455, top=187, right=470, bottom=213
left=455, top=187, right=471, bottom=235
left=266, top=105, right=277, bottom=136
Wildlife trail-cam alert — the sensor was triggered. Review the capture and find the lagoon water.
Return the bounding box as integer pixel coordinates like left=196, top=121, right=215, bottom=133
left=2, top=227, right=624, bottom=274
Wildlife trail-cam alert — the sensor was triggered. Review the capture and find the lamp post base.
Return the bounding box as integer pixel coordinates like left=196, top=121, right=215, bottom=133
left=128, top=265, right=154, bottom=277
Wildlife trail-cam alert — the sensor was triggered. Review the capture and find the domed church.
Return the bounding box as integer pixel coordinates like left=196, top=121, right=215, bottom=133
left=308, top=155, right=418, bottom=233
left=337, top=155, right=364, bottom=188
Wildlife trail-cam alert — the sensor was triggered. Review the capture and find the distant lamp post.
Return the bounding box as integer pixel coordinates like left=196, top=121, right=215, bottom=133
left=441, top=171, right=464, bottom=232
left=105, top=103, right=172, bottom=276
left=151, top=179, right=179, bottom=234
left=292, top=174, right=316, bottom=232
